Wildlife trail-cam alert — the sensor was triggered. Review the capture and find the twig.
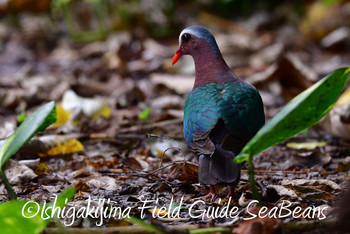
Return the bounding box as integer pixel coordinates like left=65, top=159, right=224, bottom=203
left=160, top=147, right=186, bottom=168
left=147, top=133, right=187, bottom=167
left=116, top=118, right=183, bottom=134
left=107, top=161, right=197, bottom=178
left=147, top=134, right=180, bottom=145
left=239, top=178, right=267, bottom=197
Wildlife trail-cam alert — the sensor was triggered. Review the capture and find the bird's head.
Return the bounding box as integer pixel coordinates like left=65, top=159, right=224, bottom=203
left=172, top=26, right=220, bottom=65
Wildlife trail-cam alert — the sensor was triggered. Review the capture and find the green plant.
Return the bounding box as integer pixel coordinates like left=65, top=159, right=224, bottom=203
left=0, top=187, right=76, bottom=234
left=234, top=67, right=350, bottom=203
left=16, top=109, right=27, bottom=123
left=189, top=227, right=231, bottom=234
left=0, top=101, right=57, bottom=199
left=52, top=0, right=109, bottom=42
left=138, top=107, right=151, bottom=120
left=126, top=216, right=167, bottom=234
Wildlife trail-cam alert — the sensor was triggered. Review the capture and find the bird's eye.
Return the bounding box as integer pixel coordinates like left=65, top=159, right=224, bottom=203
left=182, top=33, right=191, bottom=43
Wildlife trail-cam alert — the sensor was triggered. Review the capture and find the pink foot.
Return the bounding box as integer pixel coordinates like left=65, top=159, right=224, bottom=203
left=203, top=185, right=216, bottom=201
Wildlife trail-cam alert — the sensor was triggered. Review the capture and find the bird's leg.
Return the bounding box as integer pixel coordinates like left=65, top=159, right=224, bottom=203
left=227, top=186, right=235, bottom=198
left=203, top=185, right=216, bottom=201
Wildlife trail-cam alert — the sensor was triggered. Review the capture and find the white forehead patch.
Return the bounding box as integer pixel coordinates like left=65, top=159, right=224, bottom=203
left=178, top=28, right=205, bottom=45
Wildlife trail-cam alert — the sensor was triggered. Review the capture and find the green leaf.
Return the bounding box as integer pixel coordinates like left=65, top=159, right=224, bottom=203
left=189, top=227, right=231, bottom=234
left=0, top=101, right=56, bottom=199
left=0, top=101, right=56, bottom=168
left=235, top=67, right=350, bottom=163
left=320, top=0, right=343, bottom=6
left=0, top=140, right=4, bottom=153
left=16, top=109, right=27, bottom=123
left=0, top=200, right=44, bottom=234
left=51, top=0, right=71, bottom=8
left=0, top=187, right=75, bottom=234
left=43, top=187, right=76, bottom=225
left=126, top=216, right=167, bottom=234
left=138, top=107, right=151, bottom=120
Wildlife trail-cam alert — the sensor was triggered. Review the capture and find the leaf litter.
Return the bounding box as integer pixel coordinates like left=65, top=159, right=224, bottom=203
left=0, top=2, right=350, bottom=233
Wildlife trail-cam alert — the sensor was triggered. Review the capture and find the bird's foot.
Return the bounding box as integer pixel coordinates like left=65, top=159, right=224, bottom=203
left=202, top=185, right=216, bottom=201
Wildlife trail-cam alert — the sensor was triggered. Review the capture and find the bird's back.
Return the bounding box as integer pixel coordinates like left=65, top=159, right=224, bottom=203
left=184, top=80, right=264, bottom=155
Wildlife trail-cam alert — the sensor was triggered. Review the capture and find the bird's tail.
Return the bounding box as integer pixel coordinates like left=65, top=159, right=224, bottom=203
left=198, top=144, right=240, bottom=185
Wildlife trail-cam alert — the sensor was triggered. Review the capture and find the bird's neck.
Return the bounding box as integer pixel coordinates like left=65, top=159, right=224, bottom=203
left=192, top=47, right=235, bottom=89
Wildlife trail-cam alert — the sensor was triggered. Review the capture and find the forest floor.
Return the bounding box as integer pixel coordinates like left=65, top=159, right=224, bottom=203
left=1, top=2, right=350, bottom=233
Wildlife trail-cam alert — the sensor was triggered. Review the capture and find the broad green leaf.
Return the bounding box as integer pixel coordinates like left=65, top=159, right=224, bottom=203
left=0, top=187, right=75, bottom=234
left=235, top=67, right=350, bottom=163
left=0, top=140, right=4, bottom=153
left=0, top=101, right=56, bottom=167
left=0, top=200, right=43, bottom=234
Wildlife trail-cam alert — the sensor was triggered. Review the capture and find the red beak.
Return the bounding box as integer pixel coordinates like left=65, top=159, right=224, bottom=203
left=172, top=47, right=183, bottom=65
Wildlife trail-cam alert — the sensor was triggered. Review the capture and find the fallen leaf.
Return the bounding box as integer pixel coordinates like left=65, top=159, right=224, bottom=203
left=266, top=185, right=300, bottom=200
left=4, top=159, right=37, bottom=185
left=53, top=104, right=71, bottom=128
left=151, top=140, right=184, bottom=158
left=281, top=179, right=341, bottom=191
left=86, top=176, right=120, bottom=190
left=29, top=135, right=84, bottom=157
left=34, top=162, right=49, bottom=176
left=75, top=180, right=90, bottom=192
left=0, top=121, right=15, bottom=139
left=150, top=73, right=193, bottom=94
left=289, top=148, right=331, bottom=169
left=321, top=27, right=350, bottom=51
left=234, top=206, right=279, bottom=234
left=61, top=89, right=111, bottom=121
left=286, top=141, right=327, bottom=150
left=149, top=208, right=168, bottom=216
left=0, top=0, right=50, bottom=13
left=18, top=159, right=40, bottom=170
left=22, top=135, right=84, bottom=157
left=247, top=53, right=315, bottom=101
left=300, top=1, right=340, bottom=39
left=167, top=163, right=198, bottom=183
left=320, top=87, right=350, bottom=139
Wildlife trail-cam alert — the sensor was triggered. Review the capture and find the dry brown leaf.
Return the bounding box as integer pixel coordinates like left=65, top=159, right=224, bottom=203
left=247, top=53, right=315, bottom=101
left=124, top=157, right=143, bottom=170
left=4, top=159, right=38, bottom=185
left=233, top=207, right=279, bottom=234
left=34, top=162, right=49, bottom=176
left=167, top=163, right=198, bottom=183
left=86, top=176, right=120, bottom=190
left=266, top=185, right=300, bottom=200
left=0, top=0, right=50, bottom=13
left=290, top=149, right=331, bottom=169
left=281, top=179, right=341, bottom=191
left=22, top=135, right=84, bottom=157
left=75, top=179, right=90, bottom=192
